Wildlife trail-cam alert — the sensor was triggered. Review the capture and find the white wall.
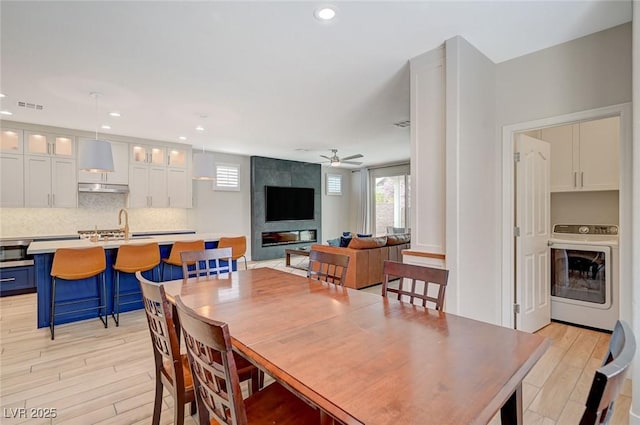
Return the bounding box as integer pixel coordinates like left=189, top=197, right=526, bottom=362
left=320, top=167, right=352, bottom=242
left=187, top=152, right=252, bottom=255
left=630, top=2, right=639, bottom=424
left=444, top=36, right=498, bottom=323
left=496, top=24, right=631, bottom=126
left=550, top=191, right=619, bottom=225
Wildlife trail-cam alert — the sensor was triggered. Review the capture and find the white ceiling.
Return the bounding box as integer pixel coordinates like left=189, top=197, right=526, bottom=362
left=0, top=1, right=631, bottom=168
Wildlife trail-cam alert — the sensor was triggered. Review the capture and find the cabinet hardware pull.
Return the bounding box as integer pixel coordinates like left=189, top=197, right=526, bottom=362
left=573, top=171, right=577, bottom=187
left=0, top=277, right=17, bottom=282
left=47, top=194, right=51, bottom=206
left=581, top=172, right=584, bottom=187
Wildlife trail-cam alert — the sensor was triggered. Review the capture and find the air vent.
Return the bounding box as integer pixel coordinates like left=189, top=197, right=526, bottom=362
left=17, top=101, right=44, bottom=111
left=393, top=120, right=410, bottom=128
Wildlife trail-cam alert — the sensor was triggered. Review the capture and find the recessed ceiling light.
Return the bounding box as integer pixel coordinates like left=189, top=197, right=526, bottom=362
left=0, top=110, right=13, bottom=116
left=109, top=112, right=121, bottom=117
left=315, top=7, right=336, bottom=21
left=101, top=124, right=111, bottom=130
left=179, top=136, right=187, bottom=141
left=195, top=126, right=204, bottom=132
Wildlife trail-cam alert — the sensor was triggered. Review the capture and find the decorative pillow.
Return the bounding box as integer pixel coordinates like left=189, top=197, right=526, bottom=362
left=348, top=236, right=387, bottom=249
left=327, top=237, right=340, bottom=247
left=356, top=233, right=372, bottom=238
left=386, top=233, right=411, bottom=246
left=339, top=236, right=352, bottom=247
left=342, top=231, right=352, bottom=237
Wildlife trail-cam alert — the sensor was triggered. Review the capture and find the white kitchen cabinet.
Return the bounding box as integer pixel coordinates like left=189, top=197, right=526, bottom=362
left=0, top=154, right=24, bottom=207
left=78, top=139, right=129, bottom=184
left=24, top=156, right=77, bottom=207
left=25, top=131, right=75, bottom=158
left=130, top=144, right=165, bottom=166
left=167, top=147, right=187, bottom=168
left=1, top=128, right=23, bottom=153
left=545, top=116, right=619, bottom=192
left=129, top=164, right=167, bottom=208
left=167, top=168, right=190, bottom=208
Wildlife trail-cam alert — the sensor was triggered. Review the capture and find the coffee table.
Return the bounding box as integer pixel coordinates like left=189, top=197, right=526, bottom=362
left=285, top=247, right=310, bottom=268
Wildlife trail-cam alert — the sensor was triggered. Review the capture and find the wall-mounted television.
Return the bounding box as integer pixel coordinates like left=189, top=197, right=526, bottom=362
left=265, top=186, right=314, bottom=221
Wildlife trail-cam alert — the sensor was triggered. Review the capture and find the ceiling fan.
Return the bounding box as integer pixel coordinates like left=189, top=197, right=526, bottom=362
left=320, top=149, right=363, bottom=167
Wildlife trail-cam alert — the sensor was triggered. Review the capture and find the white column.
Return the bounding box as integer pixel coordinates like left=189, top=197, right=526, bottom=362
left=630, top=2, right=640, bottom=424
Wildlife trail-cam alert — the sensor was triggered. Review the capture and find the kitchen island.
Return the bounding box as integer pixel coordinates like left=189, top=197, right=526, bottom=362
left=27, top=233, right=235, bottom=328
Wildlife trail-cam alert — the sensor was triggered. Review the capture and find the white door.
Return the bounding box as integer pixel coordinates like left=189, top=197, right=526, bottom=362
left=515, top=134, right=551, bottom=332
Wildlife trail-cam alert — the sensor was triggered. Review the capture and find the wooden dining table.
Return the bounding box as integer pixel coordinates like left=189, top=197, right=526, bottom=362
left=161, top=267, right=549, bottom=425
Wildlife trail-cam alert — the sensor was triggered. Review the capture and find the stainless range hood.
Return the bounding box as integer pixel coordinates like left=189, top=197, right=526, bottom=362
left=78, top=183, right=130, bottom=193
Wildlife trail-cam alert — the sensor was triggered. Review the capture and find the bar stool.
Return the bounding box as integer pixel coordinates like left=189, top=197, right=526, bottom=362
left=50, top=246, right=107, bottom=340
left=161, top=240, right=205, bottom=281
left=217, top=236, right=248, bottom=270
left=112, top=242, right=160, bottom=326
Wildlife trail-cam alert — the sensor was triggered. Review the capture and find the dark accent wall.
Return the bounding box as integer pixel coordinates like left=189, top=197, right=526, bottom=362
left=251, top=156, right=321, bottom=260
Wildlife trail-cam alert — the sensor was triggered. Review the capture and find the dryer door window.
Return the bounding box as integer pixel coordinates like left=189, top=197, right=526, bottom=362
left=551, top=245, right=611, bottom=307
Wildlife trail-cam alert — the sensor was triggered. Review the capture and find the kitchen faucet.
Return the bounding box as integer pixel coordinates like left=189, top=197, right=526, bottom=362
left=118, top=208, right=130, bottom=241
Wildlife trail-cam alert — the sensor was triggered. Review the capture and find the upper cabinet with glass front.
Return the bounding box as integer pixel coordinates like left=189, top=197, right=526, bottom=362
left=0, top=128, right=24, bottom=153
left=130, top=144, right=166, bottom=166
left=167, top=147, right=187, bottom=168
left=25, top=131, right=75, bottom=158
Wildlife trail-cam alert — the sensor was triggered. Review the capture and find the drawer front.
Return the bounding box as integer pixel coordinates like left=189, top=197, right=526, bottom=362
left=0, top=266, right=35, bottom=295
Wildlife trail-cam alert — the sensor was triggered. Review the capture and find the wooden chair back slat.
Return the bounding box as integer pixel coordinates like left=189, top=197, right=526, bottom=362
left=307, top=249, right=350, bottom=286
left=181, top=247, right=233, bottom=283
left=580, top=320, right=636, bottom=425
left=382, top=260, right=449, bottom=310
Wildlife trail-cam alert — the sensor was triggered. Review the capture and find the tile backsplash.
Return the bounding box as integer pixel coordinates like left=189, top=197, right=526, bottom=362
left=0, top=193, right=189, bottom=238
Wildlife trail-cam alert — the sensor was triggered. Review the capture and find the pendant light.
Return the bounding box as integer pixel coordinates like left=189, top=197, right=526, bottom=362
left=78, top=92, right=114, bottom=172
left=192, top=147, right=215, bottom=180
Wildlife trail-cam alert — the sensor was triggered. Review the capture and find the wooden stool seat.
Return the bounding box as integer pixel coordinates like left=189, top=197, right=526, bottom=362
left=112, top=242, right=160, bottom=326
left=50, top=246, right=108, bottom=340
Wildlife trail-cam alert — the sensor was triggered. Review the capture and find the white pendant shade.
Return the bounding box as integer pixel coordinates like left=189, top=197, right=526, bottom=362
left=78, top=139, right=114, bottom=172
left=192, top=151, right=215, bottom=180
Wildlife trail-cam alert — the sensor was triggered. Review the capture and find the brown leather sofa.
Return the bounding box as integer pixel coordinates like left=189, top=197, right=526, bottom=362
left=310, top=234, right=410, bottom=289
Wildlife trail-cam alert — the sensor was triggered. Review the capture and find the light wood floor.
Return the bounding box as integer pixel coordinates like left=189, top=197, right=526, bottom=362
left=0, top=260, right=632, bottom=425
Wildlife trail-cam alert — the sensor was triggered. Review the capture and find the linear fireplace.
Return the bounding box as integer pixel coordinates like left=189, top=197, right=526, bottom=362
left=262, top=229, right=317, bottom=247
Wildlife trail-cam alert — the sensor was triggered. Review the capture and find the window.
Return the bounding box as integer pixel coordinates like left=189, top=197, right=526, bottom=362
left=213, top=163, right=240, bottom=191
left=369, top=164, right=411, bottom=236
left=326, top=173, right=342, bottom=196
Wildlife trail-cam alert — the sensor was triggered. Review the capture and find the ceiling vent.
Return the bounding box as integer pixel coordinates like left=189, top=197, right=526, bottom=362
left=393, top=120, right=410, bottom=128
left=17, top=101, right=44, bottom=111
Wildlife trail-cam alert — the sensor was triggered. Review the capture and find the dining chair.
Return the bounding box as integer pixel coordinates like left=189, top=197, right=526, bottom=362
left=180, top=247, right=232, bottom=282
left=307, top=249, right=350, bottom=286
left=49, top=246, right=108, bottom=340
left=217, top=236, right=248, bottom=270
left=174, top=295, right=321, bottom=425
left=137, top=271, right=196, bottom=425
left=580, top=320, right=636, bottom=425
left=161, top=240, right=205, bottom=280
left=112, top=242, right=160, bottom=326
left=136, top=272, right=263, bottom=425
left=381, top=260, right=449, bottom=310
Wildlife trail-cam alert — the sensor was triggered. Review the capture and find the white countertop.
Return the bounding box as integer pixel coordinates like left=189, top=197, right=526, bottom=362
left=27, top=233, right=234, bottom=254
